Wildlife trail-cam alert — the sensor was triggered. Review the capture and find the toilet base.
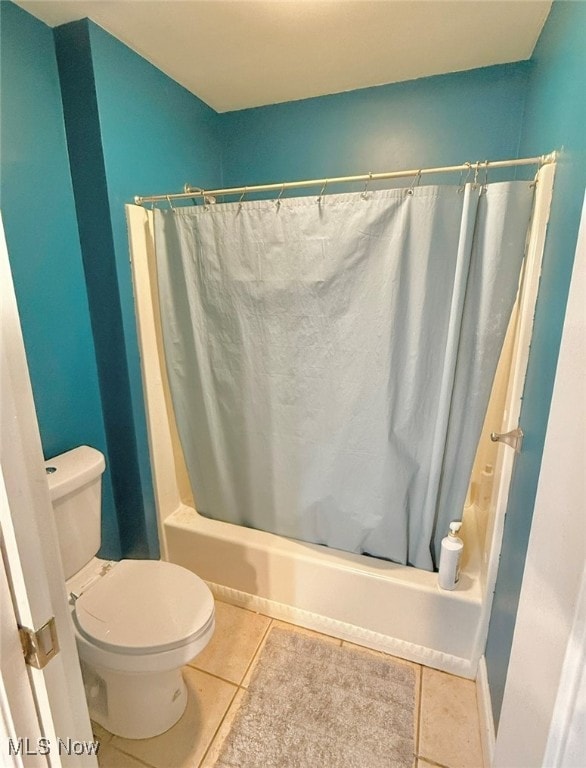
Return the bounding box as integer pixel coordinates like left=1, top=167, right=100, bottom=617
left=81, top=661, right=188, bottom=739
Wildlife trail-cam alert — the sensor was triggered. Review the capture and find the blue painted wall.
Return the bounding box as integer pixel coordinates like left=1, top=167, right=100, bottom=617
left=54, top=18, right=223, bottom=558
left=0, top=2, right=121, bottom=558
left=2, top=3, right=222, bottom=560
left=55, top=19, right=153, bottom=559
left=88, top=21, right=222, bottom=557
left=219, top=63, right=531, bottom=190
left=485, top=0, right=586, bottom=726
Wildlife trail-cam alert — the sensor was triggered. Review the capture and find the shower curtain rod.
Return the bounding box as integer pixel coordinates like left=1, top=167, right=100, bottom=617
left=134, top=152, right=556, bottom=206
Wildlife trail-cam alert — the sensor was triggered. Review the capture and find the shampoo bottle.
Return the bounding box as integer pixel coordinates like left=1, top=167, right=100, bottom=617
left=438, top=521, right=463, bottom=590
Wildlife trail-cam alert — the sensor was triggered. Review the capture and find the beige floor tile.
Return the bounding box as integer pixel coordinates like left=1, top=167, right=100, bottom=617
left=188, top=601, right=270, bottom=684
left=240, top=619, right=340, bottom=688
left=342, top=641, right=422, bottom=748
left=111, top=667, right=237, bottom=768
left=92, top=720, right=113, bottom=746
left=419, top=667, right=483, bottom=768
left=417, top=760, right=440, bottom=768
left=97, top=742, right=149, bottom=768
left=199, top=688, right=247, bottom=768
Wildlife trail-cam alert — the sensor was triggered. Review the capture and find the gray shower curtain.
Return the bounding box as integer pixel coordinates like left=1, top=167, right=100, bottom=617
left=154, top=182, right=534, bottom=570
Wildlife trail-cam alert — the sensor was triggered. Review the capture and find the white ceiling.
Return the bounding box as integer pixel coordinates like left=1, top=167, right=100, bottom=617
left=16, top=0, right=552, bottom=113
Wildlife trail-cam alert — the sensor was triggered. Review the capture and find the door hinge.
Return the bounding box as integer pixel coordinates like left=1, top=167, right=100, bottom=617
left=19, top=617, right=60, bottom=669
left=490, top=427, right=523, bottom=454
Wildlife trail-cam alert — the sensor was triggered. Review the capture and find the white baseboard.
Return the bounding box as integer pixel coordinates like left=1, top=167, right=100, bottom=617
left=476, top=656, right=495, bottom=767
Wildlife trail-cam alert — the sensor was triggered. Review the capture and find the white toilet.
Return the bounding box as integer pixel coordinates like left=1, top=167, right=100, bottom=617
left=45, top=445, right=215, bottom=740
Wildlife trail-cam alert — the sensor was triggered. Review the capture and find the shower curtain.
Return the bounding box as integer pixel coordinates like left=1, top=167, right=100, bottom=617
left=154, top=182, right=534, bottom=571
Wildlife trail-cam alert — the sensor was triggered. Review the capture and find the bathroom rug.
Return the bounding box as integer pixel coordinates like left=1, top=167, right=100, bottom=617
left=213, top=626, right=415, bottom=767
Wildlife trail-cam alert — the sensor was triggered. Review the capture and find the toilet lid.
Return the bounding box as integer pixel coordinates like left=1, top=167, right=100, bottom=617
left=73, top=560, right=214, bottom=654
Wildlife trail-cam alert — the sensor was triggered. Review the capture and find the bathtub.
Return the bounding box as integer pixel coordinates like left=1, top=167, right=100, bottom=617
left=164, top=502, right=483, bottom=678
left=126, top=202, right=506, bottom=682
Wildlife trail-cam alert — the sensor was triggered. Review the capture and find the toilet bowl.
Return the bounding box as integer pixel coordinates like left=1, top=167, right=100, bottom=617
left=46, top=446, right=215, bottom=739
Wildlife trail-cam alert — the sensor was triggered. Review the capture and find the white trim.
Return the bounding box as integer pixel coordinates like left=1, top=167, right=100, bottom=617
left=476, top=656, right=496, bottom=768
left=1, top=469, right=46, bottom=768
left=494, top=190, right=586, bottom=766
left=208, top=581, right=476, bottom=678
left=472, top=163, right=556, bottom=669
left=126, top=205, right=173, bottom=558
left=0, top=212, right=97, bottom=765
left=543, top=565, right=586, bottom=766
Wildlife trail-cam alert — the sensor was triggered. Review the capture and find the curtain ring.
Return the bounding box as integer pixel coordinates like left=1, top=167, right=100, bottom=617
left=361, top=172, right=373, bottom=199
left=481, top=160, right=489, bottom=192
left=473, top=162, right=480, bottom=188
left=275, top=183, right=285, bottom=210
left=166, top=195, right=175, bottom=210
left=406, top=170, right=422, bottom=196
left=318, top=179, right=329, bottom=205
left=237, top=186, right=247, bottom=214
left=458, top=162, right=472, bottom=193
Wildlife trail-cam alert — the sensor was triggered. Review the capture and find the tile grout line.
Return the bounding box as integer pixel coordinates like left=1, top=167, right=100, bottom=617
left=415, top=663, right=423, bottom=760
left=186, top=663, right=244, bottom=688
left=197, top=684, right=240, bottom=768
left=196, top=618, right=274, bottom=768
left=107, top=741, right=159, bottom=768
left=416, top=758, right=453, bottom=768
left=239, top=616, right=275, bottom=685
left=94, top=723, right=156, bottom=768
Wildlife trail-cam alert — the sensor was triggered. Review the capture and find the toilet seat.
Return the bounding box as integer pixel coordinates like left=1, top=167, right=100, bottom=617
left=73, top=560, right=214, bottom=655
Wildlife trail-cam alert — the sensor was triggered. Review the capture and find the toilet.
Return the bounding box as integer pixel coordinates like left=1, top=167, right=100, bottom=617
left=45, top=445, right=215, bottom=740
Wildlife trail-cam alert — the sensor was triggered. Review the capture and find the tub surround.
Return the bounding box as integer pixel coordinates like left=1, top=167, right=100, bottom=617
left=126, top=159, right=552, bottom=679
left=128, top=204, right=485, bottom=677
left=166, top=504, right=483, bottom=678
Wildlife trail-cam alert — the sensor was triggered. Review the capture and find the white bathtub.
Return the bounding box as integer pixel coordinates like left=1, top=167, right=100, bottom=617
left=126, top=203, right=498, bottom=682
left=165, top=502, right=483, bottom=678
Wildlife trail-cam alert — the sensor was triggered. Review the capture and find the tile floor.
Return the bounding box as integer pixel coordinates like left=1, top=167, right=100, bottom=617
left=95, top=601, right=484, bottom=768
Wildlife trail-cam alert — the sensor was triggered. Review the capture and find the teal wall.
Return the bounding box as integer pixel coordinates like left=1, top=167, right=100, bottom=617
left=0, top=1, right=121, bottom=558
left=1, top=3, right=222, bottom=560
left=53, top=18, right=223, bottom=558
left=219, top=63, right=530, bottom=190
left=485, top=0, right=586, bottom=726
left=89, top=20, right=222, bottom=557
left=55, top=19, right=153, bottom=558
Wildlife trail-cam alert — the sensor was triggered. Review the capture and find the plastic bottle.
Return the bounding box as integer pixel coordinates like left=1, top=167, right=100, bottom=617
left=438, top=521, right=463, bottom=590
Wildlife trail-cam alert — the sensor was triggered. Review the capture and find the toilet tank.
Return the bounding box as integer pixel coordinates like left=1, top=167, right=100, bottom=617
left=45, top=446, right=105, bottom=580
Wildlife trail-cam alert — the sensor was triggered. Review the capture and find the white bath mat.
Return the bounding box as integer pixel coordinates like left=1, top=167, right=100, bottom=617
left=214, top=626, right=416, bottom=768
